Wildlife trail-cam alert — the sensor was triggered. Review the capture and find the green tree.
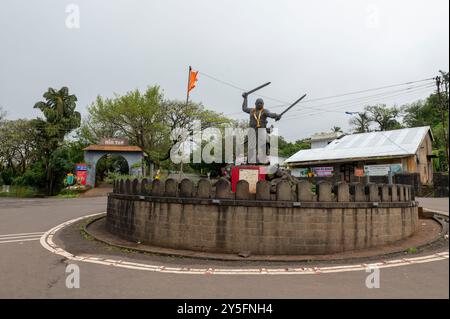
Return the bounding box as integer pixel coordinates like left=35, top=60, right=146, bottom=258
left=0, top=119, right=37, bottom=176
left=81, top=86, right=230, bottom=174
left=365, top=104, right=402, bottom=131
left=95, top=155, right=129, bottom=182
left=13, top=140, right=85, bottom=191
left=278, top=136, right=311, bottom=158
left=402, top=88, right=449, bottom=171
left=32, top=87, right=81, bottom=195
left=349, top=112, right=371, bottom=133
left=331, top=126, right=343, bottom=133
left=81, top=86, right=168, bottom=165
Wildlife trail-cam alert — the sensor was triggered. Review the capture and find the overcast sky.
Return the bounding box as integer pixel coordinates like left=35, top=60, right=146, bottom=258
left=0, top=0, right=448, bottom=141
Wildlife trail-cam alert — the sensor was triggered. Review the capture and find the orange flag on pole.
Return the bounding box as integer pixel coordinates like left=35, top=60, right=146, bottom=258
left=187, top=66, right=198, bottom=95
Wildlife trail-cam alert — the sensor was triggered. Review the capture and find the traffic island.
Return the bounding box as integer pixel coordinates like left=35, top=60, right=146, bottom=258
left=85, top=212, right=443, bottom=262
left=86, top=177, right=441, bottom=260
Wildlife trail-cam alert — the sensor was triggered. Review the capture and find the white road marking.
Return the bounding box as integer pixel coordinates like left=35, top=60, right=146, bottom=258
left=0, top=232, right=44, bottom=238
left=40, top=213, right=449, bottom=276
left=0, top=232, right=44, bottom=244
left=0, top=237, right=41, bottom=244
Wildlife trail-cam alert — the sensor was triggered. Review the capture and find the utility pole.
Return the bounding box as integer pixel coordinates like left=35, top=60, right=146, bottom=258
left=436, top=75, right=449, bottom=171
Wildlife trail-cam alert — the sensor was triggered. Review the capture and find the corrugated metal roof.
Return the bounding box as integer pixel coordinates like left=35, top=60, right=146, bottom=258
left=310, top=131, right=343, bottom=141
left=83, top=145, right=143, bottom=152
left=286, top=126, right=432, bottom=164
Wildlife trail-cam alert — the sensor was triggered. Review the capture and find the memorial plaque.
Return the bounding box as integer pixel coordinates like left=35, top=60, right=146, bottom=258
left=239, top=169, right=260, bottom=193
left=231, top=165, right=265, bottom=193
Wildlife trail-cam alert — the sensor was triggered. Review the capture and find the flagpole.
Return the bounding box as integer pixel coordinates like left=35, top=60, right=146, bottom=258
left=186, top=65, right=191, bottom=106
left=182, top=65, right=192, bottom=177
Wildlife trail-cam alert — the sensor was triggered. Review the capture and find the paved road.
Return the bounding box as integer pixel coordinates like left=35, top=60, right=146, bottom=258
left=0, top=197, right=448, bottom=298
left=417, top=197, right=449, bottom=215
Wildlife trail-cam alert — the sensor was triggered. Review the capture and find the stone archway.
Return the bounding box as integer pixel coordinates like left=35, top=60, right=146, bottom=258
left=94, top=153, right=130, bottom=184
left=83, top=138, right=144, bottom=187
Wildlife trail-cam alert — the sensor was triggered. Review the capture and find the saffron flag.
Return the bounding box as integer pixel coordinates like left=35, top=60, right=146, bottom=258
left=187, top=66, right=198, bottom=95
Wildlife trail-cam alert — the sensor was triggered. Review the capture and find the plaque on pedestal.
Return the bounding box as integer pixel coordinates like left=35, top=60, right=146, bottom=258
left=231, top=165, right=266, bottom=193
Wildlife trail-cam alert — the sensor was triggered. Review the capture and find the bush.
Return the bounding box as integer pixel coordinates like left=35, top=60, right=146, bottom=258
left=104, top=172, right=139, bottom=184
left=57, top=188, right=81, bottom=198
left=0, top=168, right=14, bottom=185
left=0, top=185, right=40, bottom=198
left=13, top=162, right=46, bottom=189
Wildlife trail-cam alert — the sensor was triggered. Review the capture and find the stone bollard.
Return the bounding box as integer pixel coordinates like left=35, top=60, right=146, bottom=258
left=350, top=182, right=366, bottom=201
left=197, top=179, right=212, bottom=198
left=124, top=179, right=131, bottom=195
left=380, top=184, right=390, bottom=202
left=398, top=185, right=405, bottom=202
left=215, top=178, right=232, bottom=199
left=366, top=183, right=379, bottom=202
left=407, top=185, right=412, bottom=201
left=179, top=179, right=194, bottom=197
left=131, top=179, right=139, bottom=194
left=140, top=178, right=150, bottom=195
left=335, top=182, right=350, bottom=202
left=151, top=179, right=164, bottom=196
left=256, top=180, right=271, bottom=200
left=317, top=181, right=333, bottom=202
left=410, top=185, right=416, bottom=200
left=276, top=180, right=292, bottom=201
left=236, top=180, right=250, bottom=200
left=297, top=180, right=314, bottom=201
left=165, top=178, right=178, bottom=197
left=390, top=184, right=398, bottom=202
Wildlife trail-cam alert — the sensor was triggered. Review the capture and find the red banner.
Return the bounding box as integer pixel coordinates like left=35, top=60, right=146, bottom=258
left=76, top=170, right=87, bottom=185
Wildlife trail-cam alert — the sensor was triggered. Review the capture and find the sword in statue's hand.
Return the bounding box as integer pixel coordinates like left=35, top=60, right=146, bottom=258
left=242, top=82, right=271, bottom=97
left=276, top=94, right=307, bottom=120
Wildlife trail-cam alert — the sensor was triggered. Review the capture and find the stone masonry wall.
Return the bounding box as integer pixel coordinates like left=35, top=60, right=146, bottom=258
left=106, top=178, right=418, bottom=255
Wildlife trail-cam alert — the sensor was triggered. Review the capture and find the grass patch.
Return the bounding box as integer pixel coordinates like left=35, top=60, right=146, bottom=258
left=0, top=186, right=41, bottom=198
left=78, top=217, right=97, bottom=241
left=55, top=193, right=79, bottom=198
left=406, top=247, right=418, bottom=254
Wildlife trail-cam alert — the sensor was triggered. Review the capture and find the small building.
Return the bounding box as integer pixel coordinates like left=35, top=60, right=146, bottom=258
left=310, top=131, right=343, bottom=149
left=286, top=126, right=434, bottom=185
left=83, top=138, right=144, bottom=187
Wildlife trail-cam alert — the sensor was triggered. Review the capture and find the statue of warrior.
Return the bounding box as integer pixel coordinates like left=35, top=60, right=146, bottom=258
left=239, top=84, right=305, bottom=164
left=242, top=93, right=281, bottom=129
left=241, top=93, right=281, bottom=163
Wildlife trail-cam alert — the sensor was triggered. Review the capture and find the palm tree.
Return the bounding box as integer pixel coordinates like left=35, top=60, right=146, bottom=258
left=33, top=87, right=81, bottom=195
left=349, top=112, right=371, bottom=133
left=331, top=126, right=343, bottom=133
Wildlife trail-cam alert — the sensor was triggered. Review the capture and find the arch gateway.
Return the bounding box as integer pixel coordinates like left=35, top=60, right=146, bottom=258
left=83, top=138, right=144, bottom=187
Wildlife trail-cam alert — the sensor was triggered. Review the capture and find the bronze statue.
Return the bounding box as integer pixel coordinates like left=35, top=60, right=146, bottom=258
left=240, top=83, right=307, bottom=164
left=242, top=94, right=281, bottom=129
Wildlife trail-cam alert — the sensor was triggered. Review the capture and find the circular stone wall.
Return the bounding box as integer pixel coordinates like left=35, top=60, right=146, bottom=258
left=106, top=178, right=418, bottom=255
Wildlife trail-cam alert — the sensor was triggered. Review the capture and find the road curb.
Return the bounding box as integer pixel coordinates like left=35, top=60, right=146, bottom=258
left=40, top=213, right=449, bottom=275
